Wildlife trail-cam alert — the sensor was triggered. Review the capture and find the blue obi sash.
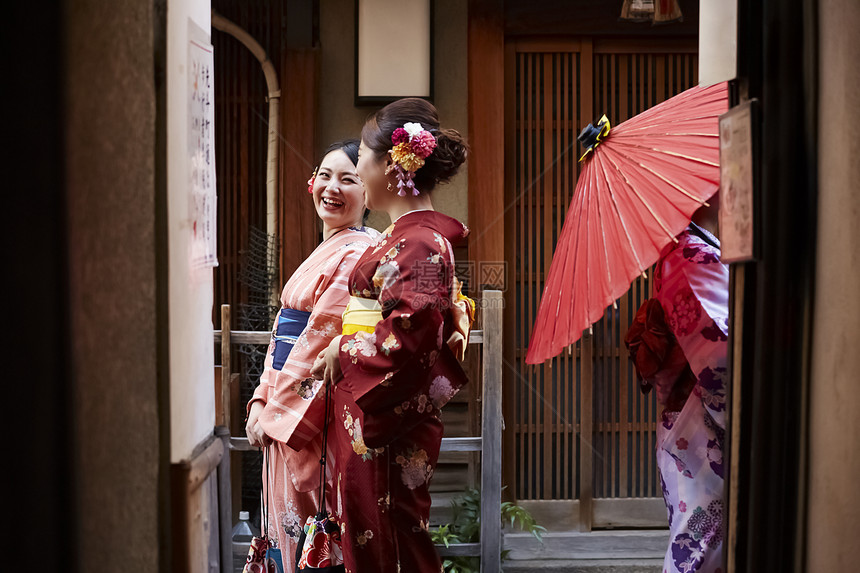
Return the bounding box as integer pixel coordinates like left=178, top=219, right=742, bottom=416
left=271, top=307, right=312, bottom=370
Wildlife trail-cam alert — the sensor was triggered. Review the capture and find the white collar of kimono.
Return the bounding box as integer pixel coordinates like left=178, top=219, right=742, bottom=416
left=689, top=221, right=720, bottom=249
left=394, top=209, right=433, bottom=223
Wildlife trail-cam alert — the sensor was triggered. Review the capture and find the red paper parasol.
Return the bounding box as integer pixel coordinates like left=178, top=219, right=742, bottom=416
left=525, top=82, right=728, bottom=364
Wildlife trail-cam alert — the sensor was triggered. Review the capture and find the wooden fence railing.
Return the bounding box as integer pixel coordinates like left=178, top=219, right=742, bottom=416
left=214, top=290, right=505, bottom=572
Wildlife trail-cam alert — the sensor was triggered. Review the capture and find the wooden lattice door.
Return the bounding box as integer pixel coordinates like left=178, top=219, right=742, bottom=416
left=503, top=37, right=699, bottom=530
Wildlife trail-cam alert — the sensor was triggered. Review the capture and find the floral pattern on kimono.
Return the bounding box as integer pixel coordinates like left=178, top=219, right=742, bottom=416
left=338, top=212, right=470, bottom=448
left=278, top=497, right=304, bottom=542
left=396, top=448, right=434, bottom=490
left=331, top=210, right=470, bottom=573
left=246, top=226, right=378, bottom=570
left=652, top=224, right=728, bottom=573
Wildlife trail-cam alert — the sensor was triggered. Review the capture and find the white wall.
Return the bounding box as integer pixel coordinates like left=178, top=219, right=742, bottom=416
left=319, top=0, right=468, bottom=231
left=698, top=0, right=737, bottom=86
left=168, top=0, right=216, bottom=462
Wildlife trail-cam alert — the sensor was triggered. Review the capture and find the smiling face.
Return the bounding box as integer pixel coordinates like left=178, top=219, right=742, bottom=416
left=311, top=149, right=366, bottom=231
left=356, top=140, right=394, bottom=212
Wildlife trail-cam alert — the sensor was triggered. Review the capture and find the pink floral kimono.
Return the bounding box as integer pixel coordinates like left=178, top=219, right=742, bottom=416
left=651, top=224, right=728, bottom=573
left=248, top=226, right=378, bottom=571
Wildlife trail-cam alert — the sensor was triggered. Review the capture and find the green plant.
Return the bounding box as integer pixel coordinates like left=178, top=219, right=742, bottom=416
left=430, top=488, right=546, bottom=573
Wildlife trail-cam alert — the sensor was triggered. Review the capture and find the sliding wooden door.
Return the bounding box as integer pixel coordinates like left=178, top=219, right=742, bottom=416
left=503, top=37, right=698, bottom=530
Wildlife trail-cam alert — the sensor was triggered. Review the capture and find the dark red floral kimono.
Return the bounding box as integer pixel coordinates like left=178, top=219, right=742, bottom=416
left=330, top=210, right=470, bottom=573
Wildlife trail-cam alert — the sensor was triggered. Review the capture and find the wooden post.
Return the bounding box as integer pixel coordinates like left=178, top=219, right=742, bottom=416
left=171, top=435, right=225, bottom=573
left=230, top=372, right=243, bottom=524
left=467, top=0, right=505, bottom=283
left=480, top=290, right=503, bottom=573
left=215, top=425, right=232, bottom=573
left=214, top=365, right=223, bottom=424
left=579, top=328, right=594, bottom=531
left=581, top=38, right=594, bottom=145
left=221, top=304, right=231, bottom=429
left=727, top=264, right=745, bottom=570
left=502, top=39, right=518, bottom=503
left=619, top=290, right=630, bottom=498
left=279, top=48, right=320, bottom=283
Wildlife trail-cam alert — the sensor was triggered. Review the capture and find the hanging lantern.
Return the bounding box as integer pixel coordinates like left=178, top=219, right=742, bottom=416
left=654, top=0, right=683, bottom=24
left=620, top=0, right=655, bottom=22
left=620, top=0, right=683, bottom=24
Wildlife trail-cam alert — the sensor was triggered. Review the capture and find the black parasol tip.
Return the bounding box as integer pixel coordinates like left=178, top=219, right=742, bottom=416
left=577, top=116, right=610, bottom=151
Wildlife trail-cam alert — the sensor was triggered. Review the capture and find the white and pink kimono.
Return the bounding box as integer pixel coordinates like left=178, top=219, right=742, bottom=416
left=247, top=226, right=378, bottom=570
left=650, top=224, right=728, bottom=573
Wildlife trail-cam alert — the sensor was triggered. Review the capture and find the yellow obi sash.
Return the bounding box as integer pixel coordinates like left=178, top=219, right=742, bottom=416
left=342, top=296, right=383, bottom=336
left=447, top=277, right=476, bottom=361
left=341, top=283, right=476, bottom=361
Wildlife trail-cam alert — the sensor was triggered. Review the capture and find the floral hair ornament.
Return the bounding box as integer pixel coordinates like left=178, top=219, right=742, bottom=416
left=307, top=167, right=318, bottom=194
left=389, top=122, right=437, bottom=196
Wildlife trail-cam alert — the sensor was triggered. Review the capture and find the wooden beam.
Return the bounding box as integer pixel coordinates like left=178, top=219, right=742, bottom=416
left=436, top=542, right=482, bottom=557
left=220, top=305, right=231, bottom=429
left=467, top=0, right=505, bottom=288
left=504, top=0, right=699, bottom=37
left=440, top=437, right=482, bottom=452
left=280, top=47, right=320, bottom=284
left=170, top=435, right=225, bottom=573
left=579, top=329, right=594, bottom=531
left=516, top=497, right=667, bottom=530
left=215, top=426, right=233, bottom=573
left=502, top=39, right=518, bottom=503
left=186, top=437, right=225, bottom=493
left=214, top=329, right=485, bottom=346
left=481, top=290, right=504, bottom=572
left=578, top=39, right=594, bottom=530
left=727, top=264, right=745, bottom=570
left=541, top=52, right=554, bottom=499
left=214, top=329, right=270, bottom=345
left=593, top=37, right=698, bottom=55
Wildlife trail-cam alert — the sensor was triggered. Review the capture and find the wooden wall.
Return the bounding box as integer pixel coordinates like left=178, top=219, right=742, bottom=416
left=212, top=0, right=319, bottom=326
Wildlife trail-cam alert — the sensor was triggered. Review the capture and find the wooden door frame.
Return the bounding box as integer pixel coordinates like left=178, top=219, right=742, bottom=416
left=467, top=0, right=506, bottom=282
left=467, top=0, right=512, bottom=503
left=727, top=0, right=818, bottom=570
left=501, top=37, right=598, bottom=527
left=467, top=0, right=700, bottom=527
left=496, top=35, right=698, bottom=530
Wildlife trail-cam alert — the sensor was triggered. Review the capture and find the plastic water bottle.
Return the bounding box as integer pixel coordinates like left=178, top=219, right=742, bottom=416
left=232, top=511, right=259, bottom=573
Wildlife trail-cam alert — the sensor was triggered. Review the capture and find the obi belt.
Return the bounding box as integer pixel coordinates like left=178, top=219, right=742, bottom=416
left=271, top=307, right=312, bottom=370
left=341, top=282, right=476, bottom=361
left=341, top=296, right=382, bottom=336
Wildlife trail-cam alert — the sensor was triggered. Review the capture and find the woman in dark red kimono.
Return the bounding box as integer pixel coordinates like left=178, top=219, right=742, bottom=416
left=311, top=98, right=470, bottom=572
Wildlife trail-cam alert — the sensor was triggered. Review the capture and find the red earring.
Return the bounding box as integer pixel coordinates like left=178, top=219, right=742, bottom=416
left=307, top=168, right=317, bottom=194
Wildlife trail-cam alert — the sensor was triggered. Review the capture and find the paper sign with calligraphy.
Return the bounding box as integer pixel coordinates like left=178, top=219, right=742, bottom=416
left=189, top=38, right=218, bottom=269
left=719, top=100, right=758, bottom=263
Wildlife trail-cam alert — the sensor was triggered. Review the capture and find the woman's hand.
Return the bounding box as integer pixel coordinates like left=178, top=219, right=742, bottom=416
left=310, top=335, right=343, bottom=386
left=245, top=401, right=272, bottom=449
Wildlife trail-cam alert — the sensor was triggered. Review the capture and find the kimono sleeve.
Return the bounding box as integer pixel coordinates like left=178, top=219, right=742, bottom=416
left=657, top=240, right=730, bottom=430
left=654, top=239, right=729, bottom=480
left=337, top=228, right=454, bottom=425
left=256, top=241, right=370, bottom=451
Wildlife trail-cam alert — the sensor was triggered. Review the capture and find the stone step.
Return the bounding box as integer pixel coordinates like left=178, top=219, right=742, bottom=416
left=501, top=530, right=668, bottom=573
left=503, top=559, right=663, bottom=573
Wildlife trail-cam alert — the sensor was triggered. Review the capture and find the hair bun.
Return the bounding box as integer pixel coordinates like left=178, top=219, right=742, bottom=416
left=431, top=128, right=468, bottom=185
left=361, top=98, right=469, bottom=193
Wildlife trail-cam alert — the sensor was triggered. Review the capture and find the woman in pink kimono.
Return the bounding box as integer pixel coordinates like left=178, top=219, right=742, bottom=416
left=245, top=140, right=379, bottom=570
left=312, top=98, right=470, bottom=573
left=626, top=202, right=728, bottom=573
